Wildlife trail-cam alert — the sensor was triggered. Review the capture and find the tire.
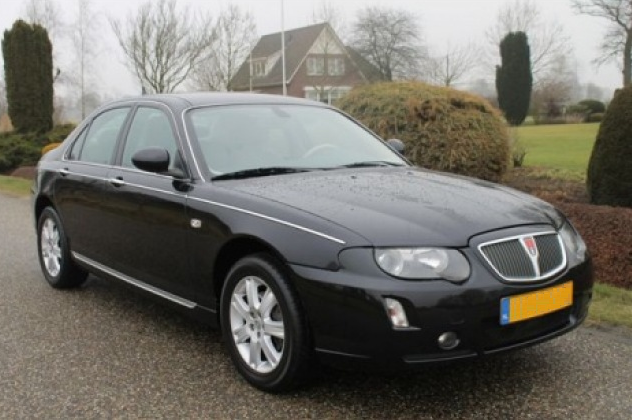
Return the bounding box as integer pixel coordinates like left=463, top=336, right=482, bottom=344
left=37, top=206, right=88, bottom=289
left=220, top=254, right=312, bottom=392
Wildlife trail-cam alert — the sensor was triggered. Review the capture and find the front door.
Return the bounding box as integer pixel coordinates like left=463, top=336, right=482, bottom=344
left=99, top=106, right=192, bottom=299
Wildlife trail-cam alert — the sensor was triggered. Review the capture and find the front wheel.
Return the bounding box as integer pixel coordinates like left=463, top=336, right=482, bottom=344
left=37, top=207, right=87, bottom=289
left=220, top=254, right=312, bottom=392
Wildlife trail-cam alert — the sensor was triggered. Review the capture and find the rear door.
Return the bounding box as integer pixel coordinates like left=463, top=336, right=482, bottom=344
left=55, top=107, right=132, bottom=262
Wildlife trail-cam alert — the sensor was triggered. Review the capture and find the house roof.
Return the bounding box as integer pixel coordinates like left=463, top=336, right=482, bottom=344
left=231, top=23, right=330, bottom=90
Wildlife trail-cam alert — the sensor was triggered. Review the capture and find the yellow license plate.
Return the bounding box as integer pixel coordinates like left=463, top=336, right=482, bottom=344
left=500, top=281, right=573, bottom=325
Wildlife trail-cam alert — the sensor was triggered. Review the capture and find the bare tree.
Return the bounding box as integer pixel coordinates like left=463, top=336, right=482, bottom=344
left=189, top=4, right=256, bottom=92
left=311, top=1, right=346, bottom=41
left=111, top=0, right=215, bottom=93
left=573, top=0, right=632, bottom=86
left=426, top=44, right=481, bottom=87
left=350, top=6, right=425, bottom=81
left=530, top=54, right=577, bottom=118
left=70, top=0, right=100, bottom=118
left=22, top=0, right=63, bottom=41
left=487, top=0, right=570, bottom=81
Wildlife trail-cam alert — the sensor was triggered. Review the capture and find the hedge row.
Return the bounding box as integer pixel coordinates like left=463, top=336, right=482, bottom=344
left=0, top=124, right=74, bottom=173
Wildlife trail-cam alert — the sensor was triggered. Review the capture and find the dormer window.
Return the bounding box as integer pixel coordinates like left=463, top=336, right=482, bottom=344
left=307, top=57, right=325, bottom=76
left=252, top=59, right=266, bottom=78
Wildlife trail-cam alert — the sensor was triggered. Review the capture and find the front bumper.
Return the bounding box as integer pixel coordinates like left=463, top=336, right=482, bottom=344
left=290, top=248, right=593, bottom=371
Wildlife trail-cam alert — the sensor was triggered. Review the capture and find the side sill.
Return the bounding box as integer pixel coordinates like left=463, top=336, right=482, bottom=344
left=71, top=252, right=197, bottom=309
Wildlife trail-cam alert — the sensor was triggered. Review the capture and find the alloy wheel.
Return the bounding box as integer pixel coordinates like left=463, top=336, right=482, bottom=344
left=40, top=218, right=62, bottom=278
left=229, top=275, right=285, bottom=374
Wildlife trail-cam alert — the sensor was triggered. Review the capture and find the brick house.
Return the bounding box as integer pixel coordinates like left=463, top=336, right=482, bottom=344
left=230, top=23, right=379, bottom=104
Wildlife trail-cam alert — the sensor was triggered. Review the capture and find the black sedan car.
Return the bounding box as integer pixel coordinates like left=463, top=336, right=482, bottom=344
left=33, top=93, right=592, bottom=392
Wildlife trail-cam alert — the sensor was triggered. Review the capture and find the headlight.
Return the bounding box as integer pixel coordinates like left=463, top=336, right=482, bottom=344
left=374, top=248, right=470, bottom=282
left=559, top=222, right=587, bottom=263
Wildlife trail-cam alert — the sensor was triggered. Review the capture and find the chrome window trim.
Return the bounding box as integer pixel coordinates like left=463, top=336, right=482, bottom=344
left=53, top=168, right=345, bottom=245
left=61, top=105, right=133, bottom=163
left=71, top=252, right=197, bottom=309
left=61, top=99, right=204, bottom=181
left=477, top=231, right=567, bottom=283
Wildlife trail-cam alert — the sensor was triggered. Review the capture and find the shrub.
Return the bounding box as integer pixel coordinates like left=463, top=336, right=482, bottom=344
left=0, top=134, right=41, bottom=173
left=578, top=99, right=606, bottom=115
left=534, top=114, right=585, bottom=125
left=0, top=124, right=74, bottom=172
left=337, top=81, right=510, bottom=182
left=46, top=123, right=76, bottom=143
left=2, top=20, right=54, bottom=133
left=586, top=112, right=604, bottom=123
left=41, top=142, right=61, bottom=155
left=495, top=32, right=532, bottom=126
left=587, top=86, right=632, bottom=207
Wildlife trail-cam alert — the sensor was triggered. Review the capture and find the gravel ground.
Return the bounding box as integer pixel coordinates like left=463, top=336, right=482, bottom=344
left=1, top=193, right=631, bottom=419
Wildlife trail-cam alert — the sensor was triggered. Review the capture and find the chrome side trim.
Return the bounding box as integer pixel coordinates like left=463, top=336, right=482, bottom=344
left=59, top=169, right=107, bottom=182
left=477, top=231, right=567, bottom=283
left=72, top=252, right=197, bottom=309
left=190, top=196, right=347, bottom=245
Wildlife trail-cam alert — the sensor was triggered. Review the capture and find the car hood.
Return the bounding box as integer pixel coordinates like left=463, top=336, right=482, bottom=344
left=220, top=167, right=561, bottom=247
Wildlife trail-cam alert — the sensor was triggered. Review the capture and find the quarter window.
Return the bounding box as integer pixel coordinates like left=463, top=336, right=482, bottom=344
left=67, top=127, right=88, bottom=161
left=121, top=107, right=180, bottom=171
left=79, top=108, right=130, bottom=165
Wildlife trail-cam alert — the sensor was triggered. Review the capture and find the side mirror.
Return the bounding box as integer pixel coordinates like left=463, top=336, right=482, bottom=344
left=387, top=138, right=405, bottom=154
left=132, top=147, right=170, bottom=173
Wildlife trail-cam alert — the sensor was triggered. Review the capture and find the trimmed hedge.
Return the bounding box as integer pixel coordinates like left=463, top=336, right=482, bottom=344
left=337, top=81, right=510, bottom=182
left=587, top=87, right=632, bottom=207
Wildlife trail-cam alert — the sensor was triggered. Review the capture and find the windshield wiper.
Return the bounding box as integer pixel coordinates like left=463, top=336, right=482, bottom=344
left=212, top=167, right=315, bottom=181
left=341, top=161, right=407, bottom=168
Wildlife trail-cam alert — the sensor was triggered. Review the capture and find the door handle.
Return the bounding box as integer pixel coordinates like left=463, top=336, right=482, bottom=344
left=59, top=168, right=69, bottom=177
left=109, top=177, right=126, bottom=187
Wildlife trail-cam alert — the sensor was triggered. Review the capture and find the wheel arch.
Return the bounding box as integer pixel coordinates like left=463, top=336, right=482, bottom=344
left=34, top=195, right=54, bottom=225
left=212, top=235, right=289, bottom=305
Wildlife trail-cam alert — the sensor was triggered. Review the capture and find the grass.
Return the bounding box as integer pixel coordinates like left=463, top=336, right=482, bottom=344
left=514, top=123, right=599, bottom=180
left=588, top=283, right=632, bottom=329
left=0, top=175, right=32, bottom=197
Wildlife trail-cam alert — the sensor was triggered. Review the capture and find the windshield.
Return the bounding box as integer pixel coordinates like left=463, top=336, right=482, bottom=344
left=186, top=104, right=407, bottom=176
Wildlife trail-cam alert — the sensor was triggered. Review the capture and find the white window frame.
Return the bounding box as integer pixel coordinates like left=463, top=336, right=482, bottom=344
left=304, top=86, right=351, bottom=105
left=251, top=59, right=266, bottom=78
left=307, top=57, right=325, bottom=76
left=328, top=57, right=345, bottom=76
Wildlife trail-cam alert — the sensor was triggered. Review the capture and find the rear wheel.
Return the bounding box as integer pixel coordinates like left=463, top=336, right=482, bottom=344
left=220, top=254, right=311, bottom=392
left=37, top=207, right=88, bottom=289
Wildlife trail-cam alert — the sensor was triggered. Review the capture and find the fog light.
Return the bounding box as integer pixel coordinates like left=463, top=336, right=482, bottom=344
left=437, top=332, right=460, bottom=350
left=384, top=298, right=409, bottom=328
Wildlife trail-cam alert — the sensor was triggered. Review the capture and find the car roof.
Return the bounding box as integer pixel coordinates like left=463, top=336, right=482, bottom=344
left=107, top=92, right=330, bottom=109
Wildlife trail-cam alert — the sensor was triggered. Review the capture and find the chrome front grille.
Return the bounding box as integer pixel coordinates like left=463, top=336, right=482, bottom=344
left=478, top=232, right=567, bottom=282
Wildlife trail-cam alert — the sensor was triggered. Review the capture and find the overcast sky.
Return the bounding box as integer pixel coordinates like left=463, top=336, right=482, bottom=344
left=0, top=0, right=621, bottom=101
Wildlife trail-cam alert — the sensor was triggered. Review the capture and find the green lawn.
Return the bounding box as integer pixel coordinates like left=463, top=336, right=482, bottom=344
left=515, top=123, right=599, bottom=179
left=588, top=283, right=632, bottom=329
left=0, top=175, right=32, bottom=197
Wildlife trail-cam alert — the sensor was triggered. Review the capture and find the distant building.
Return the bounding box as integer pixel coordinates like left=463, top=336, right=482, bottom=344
left=230, top=23, right=379, bottom=104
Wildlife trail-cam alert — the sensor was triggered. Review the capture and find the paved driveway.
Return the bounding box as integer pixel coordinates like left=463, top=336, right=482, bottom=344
left=1, top=193, right=631, bottom=419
